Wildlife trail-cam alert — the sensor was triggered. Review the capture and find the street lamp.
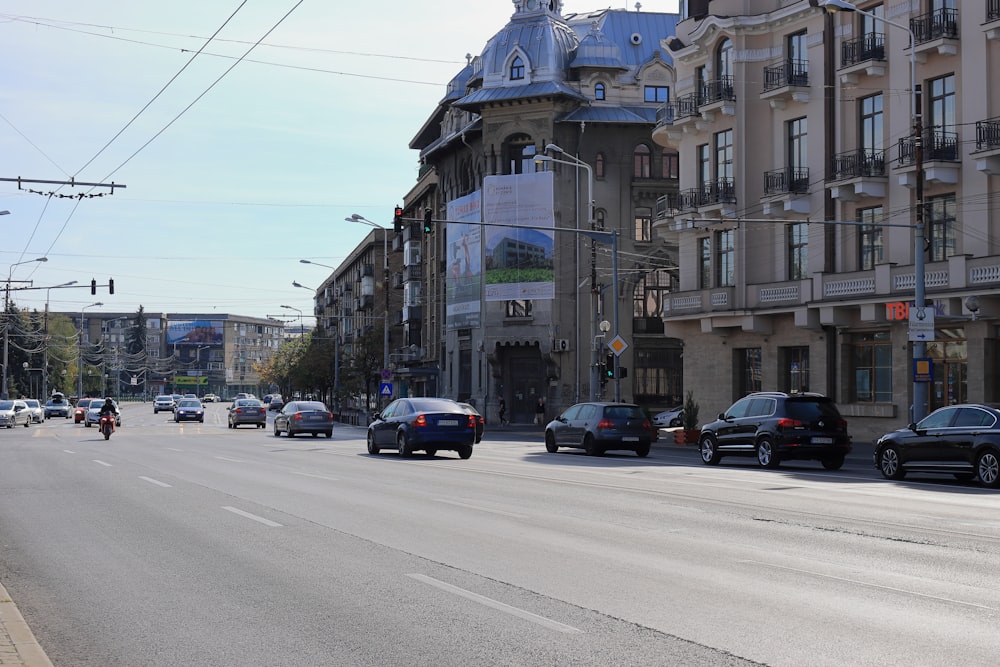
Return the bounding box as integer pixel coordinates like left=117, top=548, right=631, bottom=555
left=347, top=214, right=390, bottom=372
left=300, top=259, right=336, bottom=270
left=2, top=256, right=48, bottom=399
left=292, top=281, right=313, bottom=291
left=77, top=302, right=103, bottom=399
left=280, top=304, right=303, bottom=335
left=816, top=0, right=926, bottom=420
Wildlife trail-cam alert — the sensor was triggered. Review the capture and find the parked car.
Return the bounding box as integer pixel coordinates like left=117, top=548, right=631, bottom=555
left=273, top=400, right=333, bottom=438
left=45, top=396, right=72, bottom=419
left=228, top=398, right=266, bottom=428
left=652, top=406, right=685, bottom=428
left=544, top=402, right=653, bottom=457
left=698, top=392, right=852, bottom=469
left=0, top=400, right=31, bottom=428
left=202, top=393, right=219, bottom=403
left=23, top=399, right=45, bottom=423
left=456, top=402, right=485, bottom=443
left=74, top=398, right=94, bottom=423
left=367, top=397, right=477, bottom=458
left=85, top=399, right=121, bottom=428
left=174, top=398, right=205, bottom=423
left=874, top=404, right=1000, bottom=488
left=153, top=395, right=176, bottom=413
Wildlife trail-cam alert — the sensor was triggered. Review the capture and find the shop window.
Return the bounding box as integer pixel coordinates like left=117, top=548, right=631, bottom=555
left=850, top=331, right=892, bottom=402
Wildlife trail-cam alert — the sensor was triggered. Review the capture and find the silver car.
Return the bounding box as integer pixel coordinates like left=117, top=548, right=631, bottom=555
left=23, top=399, right=45, bottom=423
left=0, top=400, right=31, bottom=428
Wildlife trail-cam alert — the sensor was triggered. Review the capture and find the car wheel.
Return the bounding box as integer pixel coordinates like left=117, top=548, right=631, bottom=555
left=699, top=434, right=721, bottom=465
left=821, top=456, right=845, bottom=471
left=457, top=445, right=473, bottom=460
left=367, top=432, right=380, bottom=455
left=877, top=445, right=905, bottom=480
left=425, top=449, right=437, bottom=457
left=398, top=432, right=412, bottom=457
left=635, top=443, right=650, bottom=458
left=273, top=423, right=282, bottom=437
left=669, top=417, right=682, bottom=428
left=311, top=432, right=319, bottom=438
left=287, top=428, right=296, bottom=438
left=756, top=437, right=780, bottom=468
left=544, top=431, right=558, bottom=453
left=976, top=449, right=1000, bottom=489
left=325, top=431, right=333, bottom=438
left=583, top=434, right=601, bottom=456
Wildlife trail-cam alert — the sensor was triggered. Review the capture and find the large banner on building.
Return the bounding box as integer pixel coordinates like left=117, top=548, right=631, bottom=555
left=446, top=191, right=483, bottom=331
left=482, top=171, right=555, bottom=302
left=166, top=320, right=224, bottom=346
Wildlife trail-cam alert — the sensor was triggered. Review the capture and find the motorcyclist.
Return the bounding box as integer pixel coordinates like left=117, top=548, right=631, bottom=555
left=98, top=398, right=118, bottom=425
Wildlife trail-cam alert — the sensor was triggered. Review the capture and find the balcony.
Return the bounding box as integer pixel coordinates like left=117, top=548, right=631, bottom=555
left=762, top=167, right=810, bottom=215
left=654, top=193, right=682, bottom=222
left=974, top=117, right=1000, bottom=174
left=760, top=59, right=809, bottom=108
left=697, top=77, right=735, bottom=120
left=910, top=8, right=959, bottom=57
left=837, top=32, right=885, bottom=85
left=827, top=149, right=887, bottom=201
left=897, top=129, right=960, bottom=186
left=988, top=1, right=1000, bottom=40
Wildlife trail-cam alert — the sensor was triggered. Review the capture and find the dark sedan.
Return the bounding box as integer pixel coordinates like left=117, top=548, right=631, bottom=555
left=174, top=398, right=205, bottom=423
left=456, top=402, right=485, bottom=443
left=273, top=400, right=334, bottom=438
left=228, top=399, right=266, bottom=429
left=367, top=397, right=476, bottom=459
left=545, top=402, right=653, bottom=457
left=874, top=404, right=1000, bottom=488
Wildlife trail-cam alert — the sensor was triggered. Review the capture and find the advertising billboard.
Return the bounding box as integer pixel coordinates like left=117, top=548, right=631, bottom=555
left=446, top=190, right=483, bottom=331
left=166, top=320, right=224, bottom=346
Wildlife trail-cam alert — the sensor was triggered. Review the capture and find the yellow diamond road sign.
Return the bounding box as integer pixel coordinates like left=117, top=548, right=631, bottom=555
left=608, top=335, right=628, bottom=356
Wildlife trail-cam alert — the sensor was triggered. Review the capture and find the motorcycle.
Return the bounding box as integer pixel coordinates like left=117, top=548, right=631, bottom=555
left=99, top=413, right=115, bottom=440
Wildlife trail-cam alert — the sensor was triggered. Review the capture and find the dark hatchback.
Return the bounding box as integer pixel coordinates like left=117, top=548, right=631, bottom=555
left=273, top=400, right=334, bottom=438
left=874, top=404, right=1000, bottom=488
left=544, top=402, right=653, bottom=457
left=699, top=392, right=852, bottom=469
left=367, top=397, right=477, bottom=459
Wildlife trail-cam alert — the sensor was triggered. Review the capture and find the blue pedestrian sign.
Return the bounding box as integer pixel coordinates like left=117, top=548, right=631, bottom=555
left=379, top=382, right=393, bottom=397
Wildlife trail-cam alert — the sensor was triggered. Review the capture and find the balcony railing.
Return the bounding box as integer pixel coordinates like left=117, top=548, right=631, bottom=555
left=990, top=0, right=1000, bottom=22
left=700, top=178, right=736, bottom=206
left=910, top=8, right=958, bottom=44
left=764, top=167, right=809, bottom=196
left=829, top=149, right=886, bottom=181
left=840, top=32, right=885, bottom=68
left=897, top=129, right=960, bottom=165
left=976, top=117, right=1000, bottom=151
left=655, top=193, right=682, bottom=219
left=762, top=59, right=808, bottom=92
left=700, top=76, right=735, bottom=106
left=678, top=188, right=701, bottom=211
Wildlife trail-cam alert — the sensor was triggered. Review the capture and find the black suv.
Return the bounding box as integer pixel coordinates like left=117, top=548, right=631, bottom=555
left=698, top=392, right=852, bottom=469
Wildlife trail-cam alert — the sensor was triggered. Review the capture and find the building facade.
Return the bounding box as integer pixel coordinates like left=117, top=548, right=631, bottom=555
left=653, top=0, right=1000, bottom=440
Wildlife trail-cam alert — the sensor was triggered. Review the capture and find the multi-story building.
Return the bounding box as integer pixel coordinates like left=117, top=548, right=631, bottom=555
left=653, top=0, right=1000, bottom=440
left=402, top=1, right=682, bottom=423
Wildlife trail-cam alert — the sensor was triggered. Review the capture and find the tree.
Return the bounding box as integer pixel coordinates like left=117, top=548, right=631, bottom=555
left=126, top=306, right=147, bottom=355
left=342, top=327, right=383, bottom=414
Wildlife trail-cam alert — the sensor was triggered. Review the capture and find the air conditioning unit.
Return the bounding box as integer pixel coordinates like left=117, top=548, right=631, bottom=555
left=552, top=338, right=570, bottom=352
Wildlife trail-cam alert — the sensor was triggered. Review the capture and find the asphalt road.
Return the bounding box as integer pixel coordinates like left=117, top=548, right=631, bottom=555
left=1, top=403, right=998, bottom=666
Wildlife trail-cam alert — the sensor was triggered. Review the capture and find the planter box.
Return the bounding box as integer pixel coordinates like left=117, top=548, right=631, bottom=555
left=674, top=429, right=701, bottom=445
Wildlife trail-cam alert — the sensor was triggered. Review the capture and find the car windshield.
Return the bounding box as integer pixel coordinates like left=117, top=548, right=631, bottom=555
left=177, top=400, right=200, bottom=407
left=25, top=400, right=40, bottom=408
left=0, top=401, right=14, bottom=410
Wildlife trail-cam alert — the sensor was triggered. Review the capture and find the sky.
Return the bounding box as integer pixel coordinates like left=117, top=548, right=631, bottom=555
left=1, top=0, right=679, bottom=325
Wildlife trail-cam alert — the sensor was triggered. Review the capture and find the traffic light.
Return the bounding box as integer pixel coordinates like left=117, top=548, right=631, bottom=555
left=605, top=353, right=615, bottom=379
left=90, top=278, right=97, bottom=295
left=108, top=278, right=114, bottom=295
left=393, top=205, right=403, bottom=233
left=422, top=208, right=433, bottom=234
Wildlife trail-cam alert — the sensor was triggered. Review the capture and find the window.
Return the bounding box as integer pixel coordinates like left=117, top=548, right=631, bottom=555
left=644, top=85, right=668, bottom=103
left=858, top=206, right=883, bottom=270
left=633, top=268, right=674, bottom=317
left=788, top=222, right=808, bottom=280
left=510, top=56, right=525, bottom=80
left=860, top=93, right=883, bottom=152
left=928, top=73, right=956, bottom=159
left=715, top=129, right=733, bottom=187
left=781, top=346, right=810, bottom=393
left=634, top=347, right=682, bottom=407
left=661, top=151, right=679, bottom=179
left=698, top=237, right=711, bottom=289
left=634, top=207, right=652, bottom=242
left=737, top=348, right=762, bottom=396
left=595, top=208, right=606, bottom=230
left=788, top=117, right=807, bottom=190
left=594, top=82, right=606, bottom=100
left=787, top=31, right=808, bottom=86
left=505, top=300, right=532, bottom=317
left=716, top=229, right=734, bottom=287
left=697, top=144, right=710, bottom=190
left=633, top=144, right=651, bottom=178
left=926, top=193, right=956, bottom=261
left=503, top=134, right=534, bottom=175
left=595, top=152, right=605, bottom=179
left=851, top=331, right=892, bottom=402
left=717, top=38, right=733, bottom=79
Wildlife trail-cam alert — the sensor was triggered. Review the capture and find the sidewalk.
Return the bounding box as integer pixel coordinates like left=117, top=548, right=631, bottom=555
left=0, top=581, right=53, bottom=667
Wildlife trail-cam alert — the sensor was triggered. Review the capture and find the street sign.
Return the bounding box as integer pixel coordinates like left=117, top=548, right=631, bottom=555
left=381, top=368, right=392, bottom=381
left=908, top=306, right=935, bottom=342
left=608, top=335, right=629, bottom=356
left=379, top=382, right=393, bottom=397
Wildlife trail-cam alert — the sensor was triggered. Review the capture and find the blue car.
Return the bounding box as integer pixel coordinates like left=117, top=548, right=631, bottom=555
left=367, top=397, right=477, bottom=459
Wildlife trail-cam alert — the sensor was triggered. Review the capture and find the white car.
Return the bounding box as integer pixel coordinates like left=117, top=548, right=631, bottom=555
left=0, top=399, right=31, bottom=428
left=652, top=406, right=685, bottom=428
left=86, top=400, right=121, bottom=427
left=23, top=399, right=45, bottom=423
left=153, top=395, right=176, bottom=413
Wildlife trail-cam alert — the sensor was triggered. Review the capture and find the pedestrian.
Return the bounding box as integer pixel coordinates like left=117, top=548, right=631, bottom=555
left=534, top=397, right=546, bottom=426
left=498, top=396, right=507, bottom=426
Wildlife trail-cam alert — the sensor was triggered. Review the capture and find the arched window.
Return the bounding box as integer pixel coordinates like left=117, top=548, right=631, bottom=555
left=595, top=152, right=605, bottom=179
left=594, top=82, right=606, bottom=100
left=633, top=144, right=651, bottom=178
left=717, top=38, right=733, bottom=79
left=510, top=56, right=525, bottom=80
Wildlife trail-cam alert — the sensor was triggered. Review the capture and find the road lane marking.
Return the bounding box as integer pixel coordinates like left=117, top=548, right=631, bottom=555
left=434, top=498, right=529, bottom=520
left=407, top=574, right=584, bottom=634
left=63, top=450, right=75, bottom=454
left=139, top=476, right=172, bottom=488
left=93, top=460, right=112, bottom=467
left=221, top=506, right=282, bottom=527
left=215, top=456, right=246, bottom=463
left=292, top=471, right=340, bottom=481
left=742, top=560, right=997, bottom=612
left=166, top=447, right=183, bottom=452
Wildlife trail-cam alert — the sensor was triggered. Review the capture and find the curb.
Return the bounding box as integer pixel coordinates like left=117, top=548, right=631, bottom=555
left=0, top=581, right=53, bottom=667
